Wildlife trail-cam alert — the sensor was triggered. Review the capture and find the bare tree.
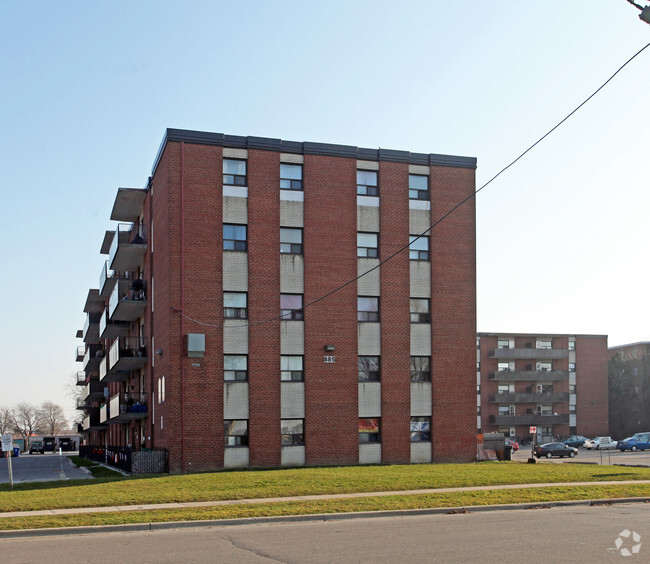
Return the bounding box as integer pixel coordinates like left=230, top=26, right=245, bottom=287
left=0, top=406, right=13, bottom=435
left=12, top=402, right=40, bottom=450
left=38, top=401, right=68, bottom=436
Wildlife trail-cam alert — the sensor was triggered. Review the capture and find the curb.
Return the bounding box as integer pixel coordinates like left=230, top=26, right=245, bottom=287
left=0, top=496, right=649, bottom=539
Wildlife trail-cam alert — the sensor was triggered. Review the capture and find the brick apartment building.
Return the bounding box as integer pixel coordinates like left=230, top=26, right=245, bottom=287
left=477, top=333, right=609, bottom=443
left=76, top=128, right=478, bottom=472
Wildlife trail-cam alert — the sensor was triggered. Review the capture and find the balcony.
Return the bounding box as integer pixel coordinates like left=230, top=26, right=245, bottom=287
left=488, top=370, right=569, bottom=382
left=82, top=312, right=101, bottom=343
left=489, top=347, right=568, bottom=360
left=108, top=223, right=147, bottom=272
left=110, top=187, right=147, bottom=223
left=76, top=371, right=87, bottom=386
left=99, top=307, right=130, bottom=340
left=489, top=414, right=570, bottom=426
left=83, top=407, right=107, bottom=432
left=99, top=260, right=133, bottom=299
left=82, top=344, right=105, bottom=374
left=75, top=345, right=85, bottom=362
left=107, top=392, right=148, bottom=423
left=76, top=397, right=86, bottom=410
left=103, top=337, right=147, bottom=382
left=108, top=278, right=147, bottom=322
left=81, top=379, right=105, bottom=402
left=489, top=392, right=570, bottom=403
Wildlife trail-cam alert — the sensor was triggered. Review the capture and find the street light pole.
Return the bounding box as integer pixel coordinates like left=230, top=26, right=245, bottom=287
left=627, top=0, right=650, bottom=24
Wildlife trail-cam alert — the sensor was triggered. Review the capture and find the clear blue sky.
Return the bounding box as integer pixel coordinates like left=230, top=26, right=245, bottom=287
left=1, top=2, right=649, bottom=424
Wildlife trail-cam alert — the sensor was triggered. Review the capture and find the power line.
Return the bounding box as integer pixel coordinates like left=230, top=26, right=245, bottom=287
left=178, top=40, right=650, bottom=330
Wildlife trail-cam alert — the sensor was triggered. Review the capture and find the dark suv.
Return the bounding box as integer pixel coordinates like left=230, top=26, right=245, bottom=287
left=29, top=440, right=45, bottom=454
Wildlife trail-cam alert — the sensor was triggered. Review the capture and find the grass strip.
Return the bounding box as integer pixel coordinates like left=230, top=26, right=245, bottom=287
left=1, top=461, right=649, bottom=513
left=1, top=483, right=648, bottom=531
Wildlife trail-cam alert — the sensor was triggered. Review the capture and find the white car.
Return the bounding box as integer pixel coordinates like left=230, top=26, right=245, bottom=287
left=584, top=436, right=617, bottom=450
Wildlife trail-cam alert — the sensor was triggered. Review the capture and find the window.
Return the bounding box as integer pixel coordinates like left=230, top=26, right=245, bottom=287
left=359, top=418, right=380, bottom=443
left=539, top=339, right=552, bottom=349
left=281, top=355, right=303, bottom=381
left=537, top=405, right=553, bottom=416
left=569, top=405, right=576, bottom=414
left=223, top=159, right=247, bottom=186
left=224, top=292, right=247, bottom=319
left=408, top=236, right=429, bottom=260
left=224, top=419, right=248, bottom=446
left=280, top=164, right=303, bottom=190
left=497, top=362, right=510, bottom=372
left=410, top=298, right=430, bottom=323
left=357, top=232, right=378, bottom=258
left=409, top=174, right=428, bottom=200
left=280, top=228, right=303, bottom=254
left=358, top=296, right=379, bottom=322
left=357, top=170, right=378, bottom=196
left=410, top=417, right=431, bottom=442
left=358, top=356, right=380, bottom=382
left=499, top=405, right=515, bottom=416
left=498, top=383, right=514, bottom=394
left=536, top=362, right=552, bottom=372
left=223, top=224, right=247, bottom=251
left=541, top=426, right=553, bottom=436
left=410, top=356, right=431, bottom=381
left=224, top=355, right=247, bottom=381
left=568, top=340, right=576, bottom=351
left=281, top=419, right=304, bottom=446
left=536, top=384, right=553, bottom=394
left=497, top=339, right=510, bottom=349
left=281, top=294, right=304, bottom=320
left=569, top=362, right=576, bottom=372
left=569, top=384, right=576, bottom=394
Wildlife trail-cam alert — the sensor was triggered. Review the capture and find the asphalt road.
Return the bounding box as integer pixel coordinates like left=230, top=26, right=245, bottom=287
left=0, top=453, right=90, bottom=484
left=0, top=503, right=647, bottom=562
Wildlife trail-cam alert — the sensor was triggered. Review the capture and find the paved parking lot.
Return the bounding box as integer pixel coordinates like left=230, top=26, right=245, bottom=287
left=0, top=452, right=91, bottom=484
left=512, top=445, right=650, bottom=465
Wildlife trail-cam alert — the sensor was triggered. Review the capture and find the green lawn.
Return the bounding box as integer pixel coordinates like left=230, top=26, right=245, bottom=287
left=1, top=461, right=649, bottom=516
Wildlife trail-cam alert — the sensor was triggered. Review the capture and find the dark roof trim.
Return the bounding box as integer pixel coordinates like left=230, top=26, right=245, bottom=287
left=152, top=128, right=477, bottom=175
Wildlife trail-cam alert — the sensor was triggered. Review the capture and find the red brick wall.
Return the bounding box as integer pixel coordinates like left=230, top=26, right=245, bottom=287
left=576, top=335, right=609, bottom=437
left=247, top=149, right=282, bottom=467
left=430, top=166, right=477, bottom=462
left=303, top=154, right=359, bottom=466
left=379, top=161, right=411, bottom=463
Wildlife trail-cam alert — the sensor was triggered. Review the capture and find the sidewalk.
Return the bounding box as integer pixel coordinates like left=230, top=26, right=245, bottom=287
left=2, top=479, right=650, bottom=520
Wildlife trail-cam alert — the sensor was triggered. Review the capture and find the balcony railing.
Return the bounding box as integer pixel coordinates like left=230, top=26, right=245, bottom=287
left=75, top=345, right=85, bottom=362
left=108, top=223, right=147, bottom=272
left=76, top=371, right=87, bottom=386
left=99, top=260, right=133, bottom=299
left=105, top=337, right=148, bottom=380
left=488, top=370, right=569, bottom=382
left=83, top=407, right=107, bottom=432
left=489, top=348, right=569, bottom=360
left=82, top=344, right=105, bottom=374
left=489, top=392, right=570, bottom=403
left=99, top=306, right=130, bottom=340
left=108, top=278, right=147, bottom=322
left=81, top=379, right=105, bottom=402
left=100, top=403, right=109, bottom=423
left=76, top=397, right=86, bottom=410
left=489, top=414, right=570, bottom=426
left=82, top=311, right=102, bottom=343
left=107, top=392, right=148, bottom=423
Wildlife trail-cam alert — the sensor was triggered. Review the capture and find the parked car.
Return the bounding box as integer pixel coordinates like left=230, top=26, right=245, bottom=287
left=534, top=443, right=578, bottom=459
left=505, top=438, right=519, bottom=451
left=29, top=440, right=44, bottom=455
left=618, top=432, right=650, bottom=452
left=584, top=436, right=617, bottom=450
left=562, top=435, right=588, bottom=448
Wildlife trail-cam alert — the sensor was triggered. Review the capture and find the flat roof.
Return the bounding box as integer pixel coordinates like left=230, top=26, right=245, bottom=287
left=478, top=332, right=608, bottom=339
left=152, top=128, right=477, bottom=176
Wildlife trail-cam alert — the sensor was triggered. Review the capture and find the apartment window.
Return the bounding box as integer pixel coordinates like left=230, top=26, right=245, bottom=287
left=537, top=405, right=553, bottom=416
left=569, top=362, right=576, bottom=372
left=280, top=164, right=303, bottom=190
left=281, top=356, right=304, bottom=381
left=224, top=419, right=248, bottom=446
left=223, top=224, right=247, bottom=251
left=281, top=419, right=304, bottom=446
left=358, top=297, right=379, bottom=322
left=358, top=356, right=380, bottom=382
left=409, top=174, right=428, bottom=200
left=498, top=362, right=510, bottom=372
left=410, top=298, right=430, bottom=323
left=568, top=340, right=576, bottom=351
left=408, top=236, right=429, bottom=260
left=357, top=233, right=378, bottom=258
left=536, top=384, right=553, bottom=394
left=499, top=405, right=515, bottom=416
left=224, top=355, right=248, bottom=381
left=410, top=356, right=431, bottom=382
left=539, top=339, right=552, bottom=349
left=498, top=383, right=514, bottom=394
left=410, top=416, right=431, bottom=442
left=536, top=362, right=552, bottom=372
left=569, top=405, right=576, bottom=414
left=280, top=228, right=303, bottom=254
left=497, top=339, right=510, bottom=349
left=223, top=159, right=247, bottom=186
left=541, top=426, right=553, bottom=436
left=357, top=170, right=378, bottom=196
left=569, top=384, right=576, bottom=394
left=359, top=418, right=380, bottom=443
left=281, top=294, right=304, bottom=320
left=224, top=292, right=247, bottom=319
